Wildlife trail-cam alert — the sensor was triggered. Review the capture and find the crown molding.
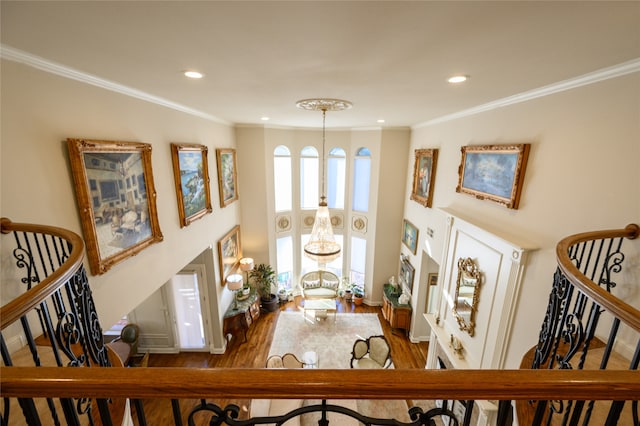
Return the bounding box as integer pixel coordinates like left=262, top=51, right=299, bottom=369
left=0, top=44, right=229, bottom=125
left=414, top=57, right=640, bottom=129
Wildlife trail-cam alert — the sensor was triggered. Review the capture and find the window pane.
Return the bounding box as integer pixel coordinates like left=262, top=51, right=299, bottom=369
left=276, top=236, right=293, bottom=290
left=356, top=147, right=371, bottom=156
left=274, top=146, right=292, bottom=211
left=350, top=237, right=366, bottom=286
left=327, top=156, right=345, bottom=209
left=325, top=234, right=343, bottom=277
left=274, top=146, right=291, bottom=156
left=352, top=157, right=371, bottom=212
left=300, top=147, right=318, bottom=209
left=301, top=146, right=318, bottom=156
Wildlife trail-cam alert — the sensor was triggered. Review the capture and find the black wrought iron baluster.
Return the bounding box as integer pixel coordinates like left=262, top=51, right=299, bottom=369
left=186, top=400, right=461, bottom=426
left=131, top=399, right=147, bottom=425
left=173, top=399, right=184, bottom=426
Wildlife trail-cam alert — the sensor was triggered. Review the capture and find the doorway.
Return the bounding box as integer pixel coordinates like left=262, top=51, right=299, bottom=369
left=167, top=265, right=212, bottom=351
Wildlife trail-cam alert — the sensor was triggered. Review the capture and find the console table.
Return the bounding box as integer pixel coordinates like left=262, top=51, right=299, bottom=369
left=223, top=289, right=260, bottom=343
left=381, top=284, right=412, bottom=335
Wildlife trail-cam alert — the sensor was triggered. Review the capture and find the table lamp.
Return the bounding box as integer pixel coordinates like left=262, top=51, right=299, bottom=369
left=239, top=257, right=254, bottom=285
left=226, top=273, right=243, bottom=308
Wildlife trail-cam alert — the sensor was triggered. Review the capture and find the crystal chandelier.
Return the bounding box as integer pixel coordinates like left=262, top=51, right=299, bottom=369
left=296, top=98, right=352, bottom=263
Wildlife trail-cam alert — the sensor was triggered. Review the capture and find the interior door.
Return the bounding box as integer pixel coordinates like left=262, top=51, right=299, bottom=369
left=168, top=265, right=211, bottom=351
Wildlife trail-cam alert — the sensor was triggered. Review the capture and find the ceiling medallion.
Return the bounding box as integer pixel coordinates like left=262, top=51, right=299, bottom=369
left=295, top=98, right=353, bottom=112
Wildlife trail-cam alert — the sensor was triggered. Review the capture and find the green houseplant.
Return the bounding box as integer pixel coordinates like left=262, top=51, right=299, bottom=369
left=250, top=263, right=279, bottom=312
left=352, top=284, right=365, bottom=306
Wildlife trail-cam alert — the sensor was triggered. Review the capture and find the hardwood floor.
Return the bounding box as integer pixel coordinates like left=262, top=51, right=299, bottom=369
left=135, top=297, right=428, bottom=425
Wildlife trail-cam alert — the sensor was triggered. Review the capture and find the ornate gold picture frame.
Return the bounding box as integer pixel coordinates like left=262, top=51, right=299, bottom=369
left=170, top=143, right=212, bottom=227
left=456, top=144, right=530, bottom=209
left=218, top=225, right=242, bottom=284
left=410, top=148, right=438, bottom=208
left=216, top=148, right=238, bottom=208
left=67, top=138, right=163, bottom=275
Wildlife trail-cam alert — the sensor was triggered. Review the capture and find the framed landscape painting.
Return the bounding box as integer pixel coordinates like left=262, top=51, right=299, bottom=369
left=401, top=219, right=419, bottom=255
left=399, top=257, right=416, bottom=294
left=171, top=143, right=212, bottom=227
left=216, top=148, right=238, bottom=208
left=218, top=225, right=242, bottom=284
left=410, top=149, right=438, bottom=208
left=456, top=144, right=530, bottom=209
left=67, top=138, right=163, bottom=275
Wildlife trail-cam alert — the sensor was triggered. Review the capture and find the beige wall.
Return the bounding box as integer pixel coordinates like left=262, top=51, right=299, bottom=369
left=1, top=60, right=239, bottom=332
left=405, top=72, right=640, bottom=367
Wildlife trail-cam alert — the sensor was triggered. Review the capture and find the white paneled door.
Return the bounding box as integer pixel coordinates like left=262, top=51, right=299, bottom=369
left=168, top=266, right=210, bottom=351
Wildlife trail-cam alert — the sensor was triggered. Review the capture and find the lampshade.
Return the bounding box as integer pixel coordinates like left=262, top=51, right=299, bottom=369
left=297, top=98, right=352, bottom=262
left=226, top=273, right=243, bottom=291
left=239, top=257, right=254, bottom=272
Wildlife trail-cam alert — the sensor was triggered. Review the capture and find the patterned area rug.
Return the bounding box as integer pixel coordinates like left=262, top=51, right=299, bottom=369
left=269, top=312, right=385, bottom=368
left=268, top=311, right=412, bottom=423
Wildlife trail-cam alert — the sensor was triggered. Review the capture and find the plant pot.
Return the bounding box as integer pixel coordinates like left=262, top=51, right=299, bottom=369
left=261, top=294, right=279, bottom=312
left=278, top=292, right=288, bottom=302
left=344, top=290, right=353, bottom=303
left=353, top=295, right=364, bottom=306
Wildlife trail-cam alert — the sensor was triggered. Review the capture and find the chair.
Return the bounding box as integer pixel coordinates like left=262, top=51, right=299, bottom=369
left=266, top=352, right=304, bottom=368
left=350, top=335, right=392, bottom=369
left=107, top=323, right=140, bottom=366
left=255, top=353, right=305, bottom=425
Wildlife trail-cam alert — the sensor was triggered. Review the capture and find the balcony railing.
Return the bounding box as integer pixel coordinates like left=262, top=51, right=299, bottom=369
left=1, top=217, right=639, bottom=426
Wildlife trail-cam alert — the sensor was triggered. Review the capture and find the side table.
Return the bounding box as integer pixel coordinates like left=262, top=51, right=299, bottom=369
left=223, top=290, right=260, bottom=343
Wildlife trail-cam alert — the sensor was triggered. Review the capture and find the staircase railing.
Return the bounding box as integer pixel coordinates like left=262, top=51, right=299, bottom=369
left=1, top=218, right=639, bottom=426
left=522, top=223, right=640, bottom=425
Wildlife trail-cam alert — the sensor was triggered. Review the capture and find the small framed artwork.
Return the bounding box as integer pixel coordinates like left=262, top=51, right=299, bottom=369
left=170, top=143, right=213, bottom=227
left=216, top=148, right=238, bottom=208
left=67, top=138, right=163, bottom=275
left=428, top=273, right=438, bottom=286
left=456, top=144, right=530, bottom=209
left=399, top=257, right=416, bottom=294
left=410, top=149, right=438, bottom=208
left=218, top=225, right=242, bottom=284
left=401, top=219, right=419, bottom=255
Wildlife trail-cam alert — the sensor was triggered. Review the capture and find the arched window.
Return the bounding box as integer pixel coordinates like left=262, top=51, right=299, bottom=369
left=327, top=147, right=346, bottom=209
left=352, top=147, right=371, bottom=212
left=300, top=146, right=318, bottom=209
left=273, top=146, right=292, bottom=212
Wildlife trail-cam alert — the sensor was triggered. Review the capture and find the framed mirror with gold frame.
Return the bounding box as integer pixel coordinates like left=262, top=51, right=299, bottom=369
left=453, top=257, right=481, bottom=336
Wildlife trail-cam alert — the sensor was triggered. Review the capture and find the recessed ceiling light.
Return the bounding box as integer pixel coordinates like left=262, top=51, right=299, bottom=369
left=448, top=75, right=468, bottom=84
left=377, top=119, right=385, bottom=124
left=261, top=117, right=270, bottom=121
left=184, top=70, right=203, bottom=79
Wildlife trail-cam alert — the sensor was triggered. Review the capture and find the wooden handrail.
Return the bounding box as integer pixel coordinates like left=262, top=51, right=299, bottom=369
left=556, top=223, right=640, bottom=332
left=1, top=367, right=639, bottom=401
left=0, top=217, right=85, bottom=329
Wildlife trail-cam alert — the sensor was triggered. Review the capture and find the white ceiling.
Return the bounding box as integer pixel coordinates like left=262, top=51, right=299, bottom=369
left=2, top=1, right=639, bottom=129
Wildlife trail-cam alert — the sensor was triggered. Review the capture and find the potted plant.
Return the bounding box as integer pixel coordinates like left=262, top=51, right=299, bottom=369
left=341, top=277, right=353, bottom=302
left=352, top=284, right=365, bottom=306
left=250, top=263, right=279, bottom=312
left=277, top=287, right=288, bottom=303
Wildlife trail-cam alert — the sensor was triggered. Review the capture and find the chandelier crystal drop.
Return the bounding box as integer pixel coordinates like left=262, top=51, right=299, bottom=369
left=297, top=98, right=352, bottom=263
